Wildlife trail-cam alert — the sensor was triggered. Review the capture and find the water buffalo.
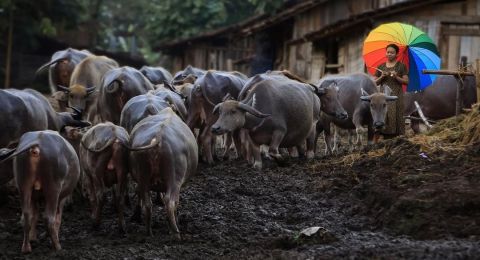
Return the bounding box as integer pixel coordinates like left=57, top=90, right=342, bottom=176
left=96, top=66, right=154, bottom=124
left=79, top=123, right=130, bottom=233
left=172, top=65, right=206, bottom=85
left=0, top=130, right=80, bottom=253
left=187, top=70, right=247, bottom=164
left=317, top=73, right=398, bottom=154
left=129, top=108, right=198, bottom=237
left=0, top=89, right=90, bottom=184
left=140, top=66, right=173, bottom=85
left=120, top=93, right=179, bottom=133
left=149, top=87, right=187, bottom=121
left=211, top=72, right=321, bottom=169
left=36, top=48, right=92, bottom=111
left=57, top=55, right=118, bottom=121
left=404, top=75, right=477, bottom=133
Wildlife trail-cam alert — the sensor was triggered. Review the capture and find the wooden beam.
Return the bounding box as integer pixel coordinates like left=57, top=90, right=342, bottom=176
left=442, top=27, right=480, bottom=36
left=422, top=69, right=475, bottom=76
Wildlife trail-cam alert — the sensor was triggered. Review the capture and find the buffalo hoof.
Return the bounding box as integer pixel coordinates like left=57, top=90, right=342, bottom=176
left=172, top=233, right=181, bottom=241
left=253, top=162, right=263, bottom=170
left=21, top=243, right=32, bottom=254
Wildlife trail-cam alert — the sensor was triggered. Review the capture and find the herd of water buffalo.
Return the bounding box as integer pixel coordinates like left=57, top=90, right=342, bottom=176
left=0, top=47, right=477, bottom=254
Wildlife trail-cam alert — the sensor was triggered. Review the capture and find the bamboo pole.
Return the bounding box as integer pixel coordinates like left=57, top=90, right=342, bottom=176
left=414, top=101, right=433, bottom=129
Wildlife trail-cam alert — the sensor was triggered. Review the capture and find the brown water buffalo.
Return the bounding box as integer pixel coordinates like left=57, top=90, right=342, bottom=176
left=211, top=73, right=321, bottom=169
left=129, top=108, right=198, bottom=237
left=140, top=66, right=173, bottom=85
left=0, top=130, right=80, bottom=253
left=57, top=55, right=118, bottom=121
left=96, top=66, right=154, bottom=124
left=37, top=48, right=92, bottom=110
left=0, top=89, right=90, bottom=185
left=404, top=75, right=477, bottom=133
left=120, top=93, right=179, bottom=133
left=79, top=123, right=130, bottom=233
left=316, top=73, right=398, bottom=154
left=172, top=65, right=206, bottom=85
left=187, top=70, right=247, bottom=164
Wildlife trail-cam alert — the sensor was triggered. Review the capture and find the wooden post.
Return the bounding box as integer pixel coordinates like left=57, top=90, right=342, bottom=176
left=4, top=1, right=13, bottom=88
left=455, top=57, right=467, bottom=116
left=476, top=59, right=480, bottom=104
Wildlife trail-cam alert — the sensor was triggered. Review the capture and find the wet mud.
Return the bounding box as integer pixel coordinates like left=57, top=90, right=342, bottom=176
left=1, top=134, right=479, bottom=259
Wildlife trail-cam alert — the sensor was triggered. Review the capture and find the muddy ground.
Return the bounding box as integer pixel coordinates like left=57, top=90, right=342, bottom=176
left=0, top=133, right=479, bottom=259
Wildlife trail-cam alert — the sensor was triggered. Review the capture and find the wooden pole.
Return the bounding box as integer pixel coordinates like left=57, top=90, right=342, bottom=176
left=4, top=1, right=13, bottom=88
left=422, top=69, right=474, bottom=76
left=476, top=59, right=480, bottom=104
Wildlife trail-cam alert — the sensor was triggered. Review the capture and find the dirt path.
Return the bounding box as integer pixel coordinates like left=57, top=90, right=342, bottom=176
left=1, top=137, right=479, bottom=259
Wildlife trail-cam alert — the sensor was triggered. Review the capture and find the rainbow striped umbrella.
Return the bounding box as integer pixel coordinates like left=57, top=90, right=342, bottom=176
left=363, top=22, right=441, bottom=92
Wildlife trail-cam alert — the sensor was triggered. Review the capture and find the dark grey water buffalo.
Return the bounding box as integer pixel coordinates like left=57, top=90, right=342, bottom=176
left=172, top=65, right=206, bottom=85
left=36, top=48, right=92, bottom=111
left=0, top=89, right=90, bottom=184
left=317, top=73, right=398, bottom=153
left=129, top=108, right=198, bottom=237
left=120, top=93, right=178, bottom=133
left=211, top=73, right=321, bottom=169
left=140, top=66, right=173, bottom=85
left=186, top=70, right=247, bottom=164
left=96, top=66, right=154, bottom=124
left=79, top=123, right=129, bottom=233
left=0, top=130, right=80, bottom=253
left=404, top=75, right=477, bottom=133
left=56, top=55, right=118, bottom=121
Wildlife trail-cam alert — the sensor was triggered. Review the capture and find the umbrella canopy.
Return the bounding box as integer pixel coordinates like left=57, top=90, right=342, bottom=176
left=363, top=22, right=441, bottom=92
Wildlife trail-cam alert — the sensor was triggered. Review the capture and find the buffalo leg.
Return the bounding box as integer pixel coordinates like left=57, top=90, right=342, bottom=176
left=21, top=189, right=33, bottom=254
left=323, top=122, right=334, bottom=155
left=163, top=191, right=181, bottom=239
left=142, top=189, right=153, bottom=236
left=268, top=130, right=286, bottom=161
left=29, top=201, right=39, bottom=241
left=44, top=187, right=61, bottom=251
left=115, top=168, right=127, bottom=234
left=306, top=124, right=316, bottom=159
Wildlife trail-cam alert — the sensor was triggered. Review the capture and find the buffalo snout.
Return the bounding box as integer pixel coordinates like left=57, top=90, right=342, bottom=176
left=373, top=121, right=385, bottom=129
left=211, top=125, right=224, bottom=135
left=337, top=111, right=348, bottom=120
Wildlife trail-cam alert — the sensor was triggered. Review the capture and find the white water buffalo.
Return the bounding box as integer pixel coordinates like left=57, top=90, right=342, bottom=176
left=56, top=55, right=118, bottom=121
left=120, top=93, right=180, bottom=133
left=96, top=66, right=154, bottom=124
left=140, top=66, right=173, bottom=85
left=317, top=73, right=398, bottom=153
left=79, top=123, right=130, bottom=233
left=129, top=108, right=198, bottom=237
left=0, top=130, right=80, bottom=253
left=187, top=70, right=247, bottom=164
left=36, top=48, right=92, bottom=111
left=404, top=75, right=477, bottom=133
left=211, top=72, right=321, bottom=169
left=0, top=89, right=90, bottom=184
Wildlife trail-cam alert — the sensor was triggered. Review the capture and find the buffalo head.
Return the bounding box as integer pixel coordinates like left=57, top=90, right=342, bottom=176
left=360, top=86, right=398, bottom=129
left=316, top=80, right=348, bottom=120
left=211, top=95, right=270, bottom=135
